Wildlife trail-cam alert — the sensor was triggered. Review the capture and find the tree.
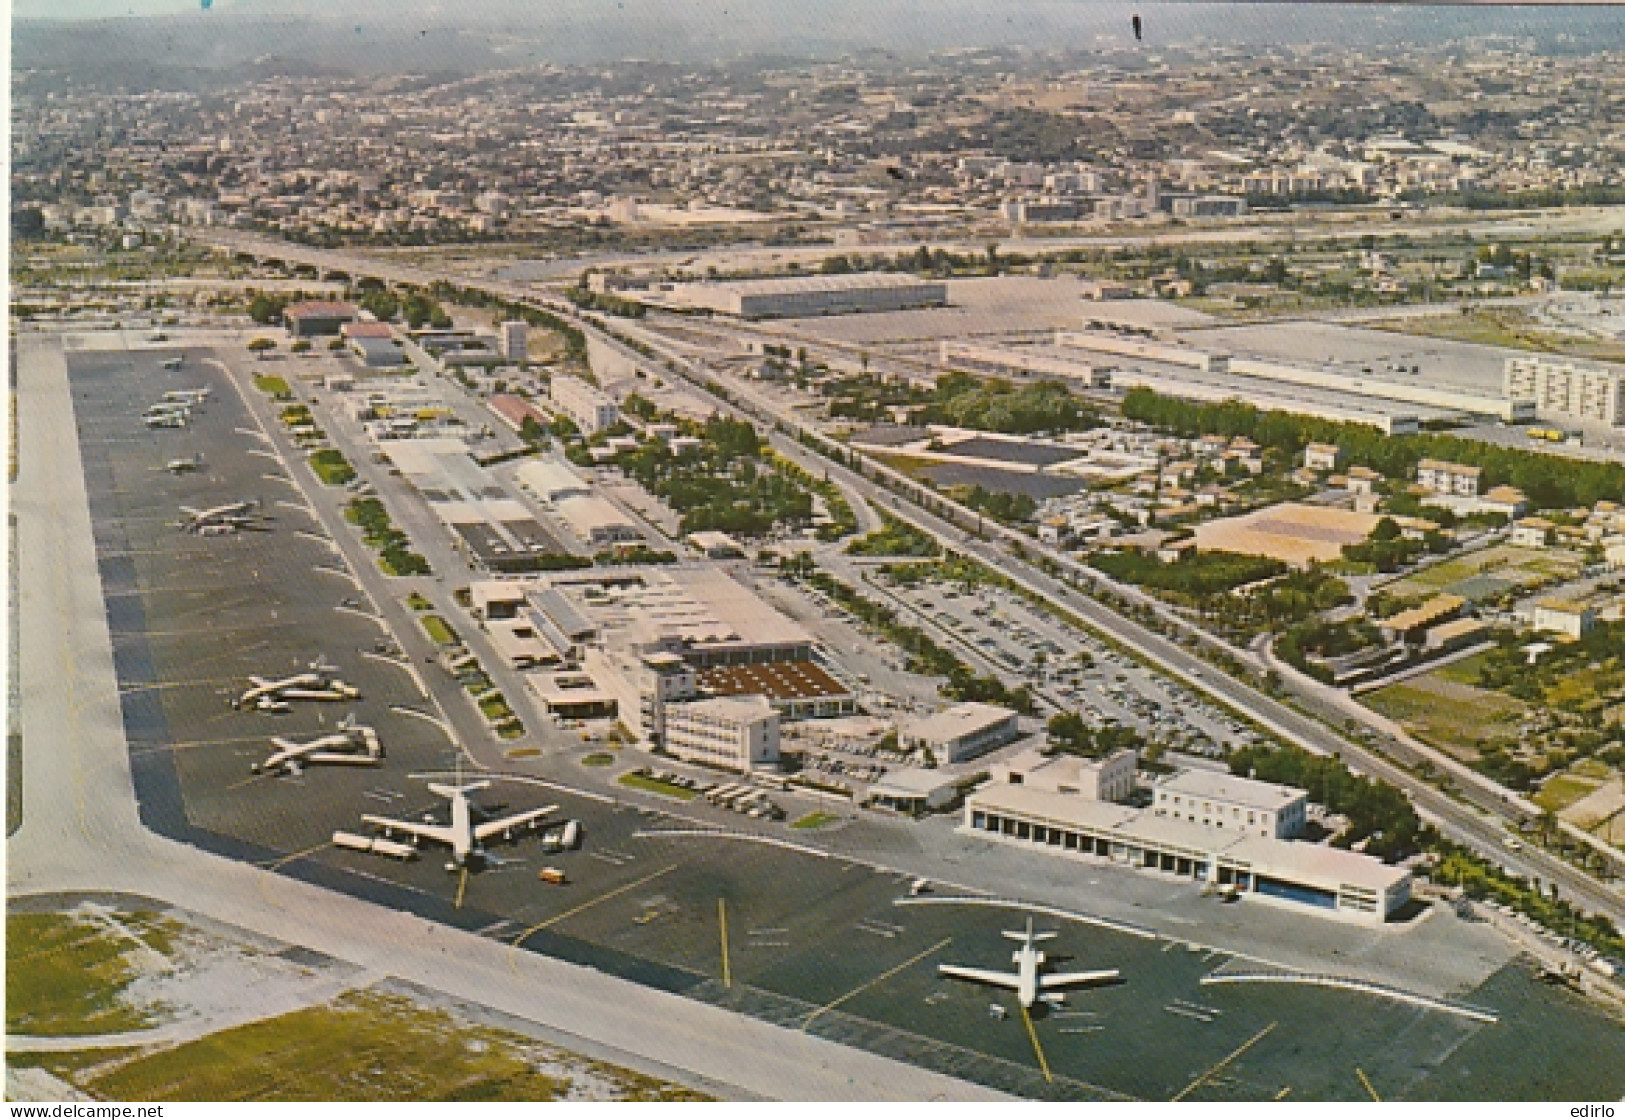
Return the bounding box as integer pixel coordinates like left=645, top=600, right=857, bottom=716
left=328, top=338, right=347, bottom=351
left=290, top=339, right=313, bottom=354
left=1371, top=516, right=1401, bottom=542
left=247, top=337, right=277, bottom=359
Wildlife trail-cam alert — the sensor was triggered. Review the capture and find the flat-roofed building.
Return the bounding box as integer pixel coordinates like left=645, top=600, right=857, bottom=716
left=964, top=781, right=1410, bottom=925
left=695, top=660, right=856, bottom=720
left=341, top=320, right=405, bottom=367
left=284, top=300, right=358, bottom=337
left=500, top=320, right=528, bottom=361
left=488, top=394, right=550, bottom=434
left=516, top=459, right=592, bottom=504
left=549, top=375, right=620, bottom=435
left=1151, top=769, right=1307, bottom=839
left=1505, top=356, right=1625, bottom=427
left=992, top=746, right=1137, bottom=803
left=664, top=696, right=780, bottom=772
left=555, top=494, right=641, bottom=547
left=1416, top=459, right=1482, bottom=498
left=665, top=273, right=947, bottom=320
left=1532, top=598, right=1596, bottom=639
left=900, top=702, right=1021, bottom=765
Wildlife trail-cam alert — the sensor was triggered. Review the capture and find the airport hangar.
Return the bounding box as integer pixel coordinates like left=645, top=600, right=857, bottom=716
left=966, top=751, right=1411, bottom=926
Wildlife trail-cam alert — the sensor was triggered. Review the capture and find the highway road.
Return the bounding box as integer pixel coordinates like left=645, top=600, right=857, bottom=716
left=7, top=332, right=1007, bottom=1103
left=608, top=325, right=1625, bottom=927
left=192, top=230, right=1625, bottom=923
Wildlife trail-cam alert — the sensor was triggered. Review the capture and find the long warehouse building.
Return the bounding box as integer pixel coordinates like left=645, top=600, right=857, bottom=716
left=665, top=273, right=947, bottom=319
left=1055, top=330, right=1532, bottom=422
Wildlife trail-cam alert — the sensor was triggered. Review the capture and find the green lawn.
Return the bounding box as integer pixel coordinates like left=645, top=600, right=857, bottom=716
left=478, top=695, right=513, bottom=721
left=420, top=615, right=458, bottom=645
left=406, top=592, right=433, bottom=612
left=1364, top=676, right=1528, bottom=761
left=1534, top=773, right=1604, bottom=813
left=75, top=989, right=709, bottom=1102
left=1433, top=651, right=1491, bottom=686
left=581, top=752, right=616, bottom=767
left=252, top=375, right=292, bottom=398
left=616, top=771, right=697, bottom=800
left=309, top=450, right=356, bottom=486
left=790, top=811, right=839, bottom=830
left=6, top=911, right=169, bottom=1037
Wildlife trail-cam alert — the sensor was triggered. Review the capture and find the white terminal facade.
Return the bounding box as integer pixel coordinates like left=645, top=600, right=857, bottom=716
left=966, top=751, right=1411, bottom=925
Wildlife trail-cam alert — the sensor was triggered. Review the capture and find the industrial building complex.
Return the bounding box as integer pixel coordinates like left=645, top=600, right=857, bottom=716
left=663, top=273, right=948, bottom=319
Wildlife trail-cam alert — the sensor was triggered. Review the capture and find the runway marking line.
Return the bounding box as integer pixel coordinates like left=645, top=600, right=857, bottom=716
left=1170, top=1020, right=1277, bottom=1102
left=1020, top=1004, right=1053, bottom=1084
left=262, top=841, right=331, bottom=874
left=508, top=863, right=679, bottom=973
left=719, top=898, right=731, bottom=989
left=1357, top=1067, right=1381, bottom=1102
left=455, top=868, right=469, bottom=910
left=801, top=936, right=952, bottom=1031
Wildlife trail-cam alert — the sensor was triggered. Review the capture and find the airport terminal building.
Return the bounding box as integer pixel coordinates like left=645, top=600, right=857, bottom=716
left=965, top=756, right=1411, bottom=925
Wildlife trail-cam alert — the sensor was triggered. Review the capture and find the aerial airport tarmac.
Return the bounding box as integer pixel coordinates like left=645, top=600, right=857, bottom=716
left=12, top=329, right=1625, bottom=1101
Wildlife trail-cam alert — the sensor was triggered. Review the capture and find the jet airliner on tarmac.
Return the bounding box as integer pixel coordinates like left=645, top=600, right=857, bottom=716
left=938, top=918, right=1120, bottom=1009
left=253, top=715, right=382, bottom=775
left=356, top=779, right=558, bottom=871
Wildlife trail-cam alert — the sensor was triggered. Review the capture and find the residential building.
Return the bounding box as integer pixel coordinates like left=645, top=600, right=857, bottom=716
left=1505, top=356, right=1625, bottom=427
left=500, top=320, right=529, bottom=361
left=1304, top=442, right=1343, bottom=472
left=1511, top=517, right=1555, bottom=548
left=1532, top=599, right=1596, bottom=639
left=1416, top=459, right=1482, bottom=497
left=548, top=375, right=620, bottom=435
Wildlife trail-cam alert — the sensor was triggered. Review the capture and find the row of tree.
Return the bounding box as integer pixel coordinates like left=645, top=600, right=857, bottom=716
left=1122, top=387, right=1625, bottom=510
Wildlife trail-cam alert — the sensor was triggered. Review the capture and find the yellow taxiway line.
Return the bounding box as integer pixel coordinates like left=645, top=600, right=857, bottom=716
left=1170, top=1020, right=1278, bottom=1102
left=1357, top=1067, right=1382, bottom=1102
left=802, top=937, right=952, bottom=1031
left=719, top=898, right=732, bottom=989
left=1020, top=1004, right=1053, bottom=1084
left=508, top=863, right=679, bottom=973
left=454, top=867, right=469, bottom=910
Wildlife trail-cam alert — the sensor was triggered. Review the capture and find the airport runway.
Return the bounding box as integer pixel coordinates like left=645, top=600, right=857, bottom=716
left=7, top=333, right=1008, bottom=1103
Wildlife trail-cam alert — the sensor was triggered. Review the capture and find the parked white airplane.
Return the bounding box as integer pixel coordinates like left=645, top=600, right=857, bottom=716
left=361, top=779, right=558, bottom=871
left=253, top=716, right=382, bottom=775
left=937, top=918, right=1120, bottom=1009
left=161, top=356, right=184, bottom=371
left=163, top=388, right=211, bottom=404
left=234, top=658, right=359, bottom=710
left=177, top=499, right=265, bottom=534
left=144, top=410, right=188, bottom=429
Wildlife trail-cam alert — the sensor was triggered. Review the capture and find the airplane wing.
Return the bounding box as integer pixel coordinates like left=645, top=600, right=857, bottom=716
left=937, top=964, right=1021, bottom=991
left=473, top=804, right=558, bottom=841
left=362, top=814, right=456, bottom=846
left=305, top=752, right=379, bottom=766
left=1039, top=969, right=1120, bottom=990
